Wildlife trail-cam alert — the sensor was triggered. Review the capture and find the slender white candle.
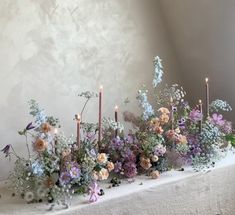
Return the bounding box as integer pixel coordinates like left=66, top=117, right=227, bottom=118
left=115, top=105, right=118, bottom=137
left=98, top=85, right=103, bottom=145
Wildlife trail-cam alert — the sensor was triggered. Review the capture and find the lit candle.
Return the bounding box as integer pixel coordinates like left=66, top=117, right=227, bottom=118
left=115, top=105, right=118, bottom=137
left=205, top=78, right=210, bottom=118
left=170, top=97, right=174, bottom=130
left=76, top=114, right=81, bottom=148
left=199, top=99, right=202, bottom=133
left=98, top=85, right=103, bottom=145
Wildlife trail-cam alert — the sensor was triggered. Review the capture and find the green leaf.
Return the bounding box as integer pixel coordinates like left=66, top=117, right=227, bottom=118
left=225, top=134, right=235, bottom=147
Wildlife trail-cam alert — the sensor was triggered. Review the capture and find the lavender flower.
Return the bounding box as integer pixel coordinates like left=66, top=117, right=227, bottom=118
left=59, top=172, right=71, bottom=185
left=70, top=166, right=81, bottom=179
left=122, top=149, right=136, bottom=162
left=154, top=144, right=166, bottom=156
left=189, top=109, right=203, bottom=122
left=114, top=161, right=122, bottom=173
left=210, top=113, right=225, bottom=126
left=178, top=118, right=186, bottom=129
left=1, top=144, right=11, bottom=157
left=123, top=162, right=137, bottom=178
left=110, top=137, right=124, bottom=150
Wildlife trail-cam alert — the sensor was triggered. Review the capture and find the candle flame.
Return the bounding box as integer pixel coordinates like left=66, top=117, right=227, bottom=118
left=54, top=128, right=58, bottom=134
left=205, top=77, right=209, bottom=83
left=75, top=114, right=81, bottom=121
left=99, top=85, right=103, bottom=90
left=199, top=99, right=202, bottom=104
left=115, top=105, right=118, bottom=111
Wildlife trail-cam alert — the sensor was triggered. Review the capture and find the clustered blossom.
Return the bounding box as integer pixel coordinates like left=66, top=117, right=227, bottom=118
left=78, top=91, right=98, bottom=99
left=136, top=89, right=155, bottom=120
left=153, top=56, right=164, bottom=87
left=210, top=99, right=232, bottom=112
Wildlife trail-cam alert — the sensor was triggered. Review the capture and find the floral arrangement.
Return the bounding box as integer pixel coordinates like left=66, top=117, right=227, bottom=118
left=1, top=56, right=235, bottom=210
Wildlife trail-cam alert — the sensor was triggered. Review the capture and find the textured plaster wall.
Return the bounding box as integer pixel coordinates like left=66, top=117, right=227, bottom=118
left=0, top=0, right=181, bottom=180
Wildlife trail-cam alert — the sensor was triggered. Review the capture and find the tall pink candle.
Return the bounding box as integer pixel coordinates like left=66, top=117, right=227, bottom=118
left=205, top=78, right=209, bottom=118
left=115, top=105, right=118, bottom=137
left=199, top=99, right=203, bottom=133
left=98, top=86, right=103, bottom=145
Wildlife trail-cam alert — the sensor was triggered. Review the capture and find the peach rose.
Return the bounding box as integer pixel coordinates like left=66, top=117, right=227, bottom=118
left=107, top=161, right=114, bottom=172
left=150, top=170, right=160, bottom=179
left=34, top=138, right=47, bottom=152
left=160, top=114, right=170, bottom=124
left=97, top=153, right=108, bottom=165
left=92, top=171, right=99, bottom=180
left=140, top=157, right=152, bottom=170
left=158, top=107, right=170, bottom=115
left=150, top=118, right=160, bottom=127
left=166, top=130, right=177, bottom=140
left=41, top=123, right=52, bottom=133
left=98, top=168, right=109, bottom=180
left=154, top=126, right=164, bottom=135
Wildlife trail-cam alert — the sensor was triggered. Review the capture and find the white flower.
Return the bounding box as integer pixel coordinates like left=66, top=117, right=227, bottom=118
left=24, top=191, right=35, bottom=202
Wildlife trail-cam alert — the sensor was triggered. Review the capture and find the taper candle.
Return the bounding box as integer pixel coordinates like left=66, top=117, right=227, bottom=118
left=98, top=85, right=103, bottom=145
left=76, top=114, right=81, bottom=148
left=115, top=105, right=118, bottom=137
left=205, top=78, right=209, bottom=118
left=170, top=97, right=174, bottom=130
left=199, top=99, right=203, bottom=133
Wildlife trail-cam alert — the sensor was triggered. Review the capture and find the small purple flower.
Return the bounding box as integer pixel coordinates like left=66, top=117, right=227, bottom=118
left=122, top=149, right=136, bottom=162
left=70, top=166, right=81, bottom=179
left=26, top=122, right=35, bottom=130
left=1, top=144, right=11, bottom=157
left=172, top=106, right=177, bottom=112
left=125, top=134, right=134, bottom=144
left=59, top=172, right=71, bottom=185
left=222, top=121, right=232, bottom=134
left=178, top=118, right=186, bottom=129
left=88, top=182, right=100, bottom=203
left=110, top=137, right=124, bottom=150
left=210, top=113, right=225, bottom=126
left=189, top=109, right=203, bottom=122
left=154, top=144, right=166, bottom=156
left=123, top=161, right=137, bottom=178
left=114, top=161, right=122, bottom=173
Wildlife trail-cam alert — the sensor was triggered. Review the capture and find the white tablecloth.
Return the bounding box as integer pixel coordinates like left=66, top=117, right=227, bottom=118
left=0, top=153, right=235, bottom=215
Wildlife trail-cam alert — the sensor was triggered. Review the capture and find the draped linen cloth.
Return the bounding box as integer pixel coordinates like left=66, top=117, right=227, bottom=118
left=0, top=154, right=235, bottom=215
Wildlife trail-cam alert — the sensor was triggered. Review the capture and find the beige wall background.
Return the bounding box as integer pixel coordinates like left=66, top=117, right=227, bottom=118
left=159, top=0, right=235, bottom=121
left=0, top=0, right=181, bottom=180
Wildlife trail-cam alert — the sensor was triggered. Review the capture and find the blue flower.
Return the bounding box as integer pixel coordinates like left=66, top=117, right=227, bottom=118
left=32, top=161, right=44, bottom=176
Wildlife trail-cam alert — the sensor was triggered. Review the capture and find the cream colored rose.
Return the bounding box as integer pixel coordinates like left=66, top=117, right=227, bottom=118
left=160, top=114, right=170, bottom=124
left=177, top=135, right=188, bottom=144
left=97, top=153, right=108, bottom=165
left=98, top=168, right=109, bottom=180
left=150, top=170, right=160, bottom=179
left=151, top=155, right=159, bottom=162
left=61, top=149, right=71, bottom=158
left=140, top=157, right=152, bottom=170
left=158, top=107, right=170, bottom=115
left=92, top=171, right=99, bottom=180
left=107, top=161, right=114, bottom=172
